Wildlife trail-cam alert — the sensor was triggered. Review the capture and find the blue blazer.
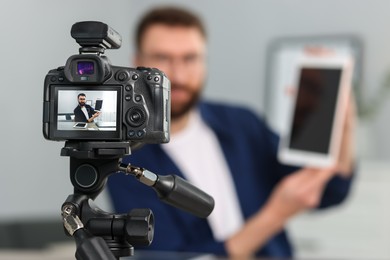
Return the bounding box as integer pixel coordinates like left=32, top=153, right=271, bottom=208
left=107, top=101, right=353, bottom=258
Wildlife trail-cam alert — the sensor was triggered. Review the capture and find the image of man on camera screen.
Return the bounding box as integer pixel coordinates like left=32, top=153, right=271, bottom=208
left=74, top=93, right=101, bottom=123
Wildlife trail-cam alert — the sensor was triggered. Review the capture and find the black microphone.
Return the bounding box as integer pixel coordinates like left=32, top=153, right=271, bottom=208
left=118, top=163, right=215, bottom=218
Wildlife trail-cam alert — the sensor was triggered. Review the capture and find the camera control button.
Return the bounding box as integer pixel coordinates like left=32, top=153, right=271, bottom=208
left=125, top=85, right=132, bottom=91
left=154, top=76, right=160, bottom=82
left=58, top=76, right=64, bottom=82
left=135, top=95, right=142, bottom=102
left=132, top=74, right=139, bottom=80
left=147, top=75, right=152, bottom=80
left=127, top=107, right=146, bottom=127
left=50, top=76, right=57, bottom=82
left=128, top=130, right=136, bottom=137
left=125, top=95, right=132, bottom=101
left=117, top=70, right=129, bottom=81
left=137, top=130, right=145, bottom=137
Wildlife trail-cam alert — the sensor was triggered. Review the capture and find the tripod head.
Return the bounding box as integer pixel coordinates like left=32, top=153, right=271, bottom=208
left=60, top=141, right=214, bottom=259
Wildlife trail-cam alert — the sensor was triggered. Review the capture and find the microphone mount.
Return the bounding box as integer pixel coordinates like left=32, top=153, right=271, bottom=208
left=119, top=163, right=214, bottom=218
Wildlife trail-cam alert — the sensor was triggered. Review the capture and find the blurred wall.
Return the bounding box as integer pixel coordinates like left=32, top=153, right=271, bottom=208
left=0, top=0, right=389, bottom=257
left=0, top=0, right=135, bottom=219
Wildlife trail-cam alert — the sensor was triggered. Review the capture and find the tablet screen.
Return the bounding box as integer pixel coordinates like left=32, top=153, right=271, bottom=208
left=289, top=67, right=342, bottom=154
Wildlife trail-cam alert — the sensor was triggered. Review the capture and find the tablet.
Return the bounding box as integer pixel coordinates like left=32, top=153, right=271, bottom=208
left=95, top=99, right=103, bottom=111
left=278, top=55, right=353, bottom=168
left=73, top=122, right=87, bottom=129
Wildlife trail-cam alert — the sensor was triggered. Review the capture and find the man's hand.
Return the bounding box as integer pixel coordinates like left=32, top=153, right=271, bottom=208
left=93, top=111, right=101, bottom=118
left=88, top=111, right=101, bottom=122
left=266, top=167, right=335, bottom=219
left=226, top=167, right=335, bottom=259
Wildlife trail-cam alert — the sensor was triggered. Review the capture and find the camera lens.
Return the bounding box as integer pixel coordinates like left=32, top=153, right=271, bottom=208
left=126, top=107, right=146, bottom=127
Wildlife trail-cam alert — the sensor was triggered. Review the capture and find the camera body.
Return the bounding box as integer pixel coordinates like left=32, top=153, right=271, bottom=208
left=43, top=21, right=170, bottom=144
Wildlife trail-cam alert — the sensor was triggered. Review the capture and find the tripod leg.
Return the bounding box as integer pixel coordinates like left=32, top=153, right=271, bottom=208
left=74, top=229, right=116, bottom=260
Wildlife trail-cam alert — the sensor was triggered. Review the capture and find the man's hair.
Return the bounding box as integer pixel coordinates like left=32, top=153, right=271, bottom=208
left=135, top=6, right=206, bottom=51
left=78, top=93, right=86, bottom=98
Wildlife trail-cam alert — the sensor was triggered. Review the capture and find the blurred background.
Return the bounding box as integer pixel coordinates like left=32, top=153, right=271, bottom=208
left=0, top=0, right=389, bottom=259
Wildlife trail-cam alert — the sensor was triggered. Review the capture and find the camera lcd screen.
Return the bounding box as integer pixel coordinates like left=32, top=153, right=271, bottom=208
left=77, top=61, right=94, bottom=75
left=52, top=86, right=121, bottom=140
left=288, top=68, right=342, bottom=154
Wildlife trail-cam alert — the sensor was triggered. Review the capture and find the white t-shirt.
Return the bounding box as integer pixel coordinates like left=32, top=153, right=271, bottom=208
left=81, top=106, right=89, bottom=121
left=161, top=110, right=244, bottom=241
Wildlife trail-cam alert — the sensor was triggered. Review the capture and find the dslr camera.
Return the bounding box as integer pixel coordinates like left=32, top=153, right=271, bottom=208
left=43, top=21, right=170, bottom=143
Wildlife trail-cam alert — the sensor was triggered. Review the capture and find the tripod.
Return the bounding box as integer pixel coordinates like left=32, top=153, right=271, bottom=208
left=60, top=141, right=214, bottom=260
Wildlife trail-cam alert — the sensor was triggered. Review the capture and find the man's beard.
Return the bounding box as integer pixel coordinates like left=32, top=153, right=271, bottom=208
left=79, top=102, right=85, bottom=107
left=170, top=83, right=202, bottom=120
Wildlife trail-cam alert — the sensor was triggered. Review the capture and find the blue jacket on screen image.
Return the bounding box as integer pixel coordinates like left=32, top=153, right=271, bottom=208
left=107, top=101, right=353, bottom=258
